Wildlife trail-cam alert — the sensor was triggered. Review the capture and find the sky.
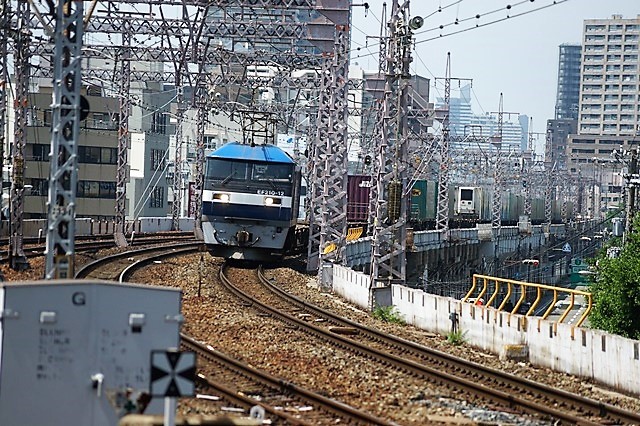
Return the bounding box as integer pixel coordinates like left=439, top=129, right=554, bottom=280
left=350, top=0, right=639, bottom=144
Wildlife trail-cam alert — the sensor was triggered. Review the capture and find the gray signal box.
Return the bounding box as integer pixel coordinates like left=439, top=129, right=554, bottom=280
left=0, top=280, right=183, bottom=426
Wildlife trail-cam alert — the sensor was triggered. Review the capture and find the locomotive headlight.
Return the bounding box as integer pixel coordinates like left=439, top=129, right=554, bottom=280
left=264, top=197, right=281, bottom=206
left=213, top=193, right=230, bottom=203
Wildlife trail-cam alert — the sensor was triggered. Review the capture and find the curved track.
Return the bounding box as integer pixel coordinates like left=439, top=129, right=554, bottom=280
left=0, top=232, right=196, bottom=263
left=74, top=245, right=389, bottom=424
left=75, top=241, right=201, bottom=280
left=181, top=334, right=396, bottom=425
left=218, top=263, right=640, bottom=426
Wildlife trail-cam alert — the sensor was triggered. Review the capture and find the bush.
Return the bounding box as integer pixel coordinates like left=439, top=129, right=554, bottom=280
left=588, top=215, right=640, bottom=339
left=372, top=305, right=406, bottom=325
left=446, top=330, right=467, bottom=346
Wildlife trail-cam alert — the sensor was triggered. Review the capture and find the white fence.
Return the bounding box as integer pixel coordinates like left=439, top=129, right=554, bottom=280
left=331, top=264, right=640, bottom=395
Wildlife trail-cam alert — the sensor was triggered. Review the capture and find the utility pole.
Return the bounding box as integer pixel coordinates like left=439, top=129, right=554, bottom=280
left=524, top=119, right=545, bottom=218
left=489, top=94, right=519, bottom=273
left=0, top=0, right=7, bottom=213
left=305, top=4, right=351, bottom=273
left=625, top=147, right=638, bottom=237
left=172, top=84, right=185, bottom=230
left=489, top=94, right=520, bottom=226
left=166, top=6, right=206, bottom=231
left=193, top=65, right=207, bottom=241
left=44, top=0, right=84, bottom=279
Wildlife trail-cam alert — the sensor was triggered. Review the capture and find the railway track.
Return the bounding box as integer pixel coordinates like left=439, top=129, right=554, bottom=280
left=75, top=241, right=201, bottom=280
left=51, top=246, right=640, bottom=425
left=0, top=231, right=196, bottom=262
left=218, top=263, right=640, bottom=426
left=181, top=334, right=396, bottom=425
left=77, top=240, right=391, bottom=424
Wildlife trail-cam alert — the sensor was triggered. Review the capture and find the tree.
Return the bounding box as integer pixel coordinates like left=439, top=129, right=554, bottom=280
left=588, top=215, right=640, bottom=339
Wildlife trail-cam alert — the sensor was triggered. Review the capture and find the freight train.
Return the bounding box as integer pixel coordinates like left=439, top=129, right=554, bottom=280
left=346, top=175, right=571, bottom=231
left=201, top=142, right=305, bottom=262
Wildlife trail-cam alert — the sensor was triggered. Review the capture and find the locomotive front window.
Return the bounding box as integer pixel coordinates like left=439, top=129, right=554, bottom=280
left=251, top=163, right=293, bottom=183
left=206, top=159, right=248, bottom=181
left=460, top=189, right=474, bottom=201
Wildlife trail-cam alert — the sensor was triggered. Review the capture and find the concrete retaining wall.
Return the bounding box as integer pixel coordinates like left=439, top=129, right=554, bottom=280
left=331, top=265, right=640, bottom=395
left=332, top=265, right=370, bottom=308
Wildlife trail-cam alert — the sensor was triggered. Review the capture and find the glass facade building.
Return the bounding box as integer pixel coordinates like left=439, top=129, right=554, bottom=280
left=555, top=44, right=581, bottom=120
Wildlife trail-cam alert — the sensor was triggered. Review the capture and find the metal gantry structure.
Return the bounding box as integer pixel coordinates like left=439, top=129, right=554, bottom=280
left=370, top=0, right=421, bottom=288
left=8, top=0, right=29, bottom=270
left=0, top=0, right=7, bottom=209
left=435, top=54, right=451, bottom=234
left=114, top=18, right=132, bottom=247
left=433, top=56, right=473, bottom=235
left=306, top=17, right=350, bottom=272
left=192, top=68, right=207, bottom=241
left=44, top=0, right=84, bottom=279
left=3, top=0, right=358, bottom=273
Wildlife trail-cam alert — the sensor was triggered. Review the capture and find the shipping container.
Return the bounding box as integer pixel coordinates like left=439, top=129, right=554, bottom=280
left=409, top=180, right=437, bottom=228
left=347, top=175, right=372, bottom=223
left=502, top=193, right=523, bottom=225
left=456, top=186, right=476, bottom=214
left=531, top=198, right=545, bottom=224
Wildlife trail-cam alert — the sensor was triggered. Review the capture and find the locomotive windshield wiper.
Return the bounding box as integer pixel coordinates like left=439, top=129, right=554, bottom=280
left=266, top=178, right=279, bottom=191
left=221, top=171, right=235, bottom=185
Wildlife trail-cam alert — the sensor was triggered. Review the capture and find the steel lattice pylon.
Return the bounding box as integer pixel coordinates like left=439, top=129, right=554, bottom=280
left=544, top=129, right=555, bottom=225
left=491, top=154, right=503, bottom=228
left=114, top=22, right=131, bottom=247
left=0, top=0, right=7, bottom=205
left=9, top=0, right=29, bottom=270
left=436, top=54, right=451, bottom=233
left=44, top=0, right=84, bottom=279
left=171, top=85, right=184, bottom=231
left=306, top=24, right=350, bottom=272
left=192, top=69, right=207, bottom=241
left=370, top=0, right=415, bottom=289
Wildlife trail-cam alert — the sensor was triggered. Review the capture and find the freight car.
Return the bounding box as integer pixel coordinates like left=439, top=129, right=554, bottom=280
left=346, top=175, right=571, bottom=231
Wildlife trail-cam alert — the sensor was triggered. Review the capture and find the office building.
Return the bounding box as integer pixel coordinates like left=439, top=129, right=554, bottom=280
left=434, top=85, right=527, bottom=152
left=555, top=44, right=582, bottom=120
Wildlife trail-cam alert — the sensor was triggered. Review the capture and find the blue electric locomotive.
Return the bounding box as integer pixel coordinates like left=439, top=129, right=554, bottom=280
left=202, top=142, right=302, bottom=261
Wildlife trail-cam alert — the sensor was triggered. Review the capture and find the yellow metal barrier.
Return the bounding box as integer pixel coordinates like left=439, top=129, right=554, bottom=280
left=322, top=242, right=337, bottom=254
left=346, top=227, right=364, bottom=241
left=463, top=274, right=592, bottom=327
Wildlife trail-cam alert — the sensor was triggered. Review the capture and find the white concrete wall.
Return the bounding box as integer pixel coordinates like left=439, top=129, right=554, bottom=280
left=332, top=265, right=370, bottom=309
left=526, top=320, right=640, bottom=393
left=332, top=267, right=640, bottom=395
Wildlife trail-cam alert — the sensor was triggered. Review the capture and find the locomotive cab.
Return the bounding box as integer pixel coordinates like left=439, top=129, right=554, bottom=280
left=202, top=142, right=302, bottom=262
left=456, top=186, right=477, bottom=215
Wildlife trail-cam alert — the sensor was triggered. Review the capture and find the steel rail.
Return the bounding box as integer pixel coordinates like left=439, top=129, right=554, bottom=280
left=257, top=267, right=640, bottom=425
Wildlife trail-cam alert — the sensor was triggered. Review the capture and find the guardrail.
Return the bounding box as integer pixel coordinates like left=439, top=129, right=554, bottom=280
left=463, top=274, right=592, bottom=327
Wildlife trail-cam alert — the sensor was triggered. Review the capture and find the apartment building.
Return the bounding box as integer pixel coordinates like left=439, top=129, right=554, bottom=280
left=14, top=80, right=173, bottom=221
left=22, top=86, right=120, bottom=220
left=567, top=14, right=640, bottom=168
left=562, top=15, right=640, bottom=217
